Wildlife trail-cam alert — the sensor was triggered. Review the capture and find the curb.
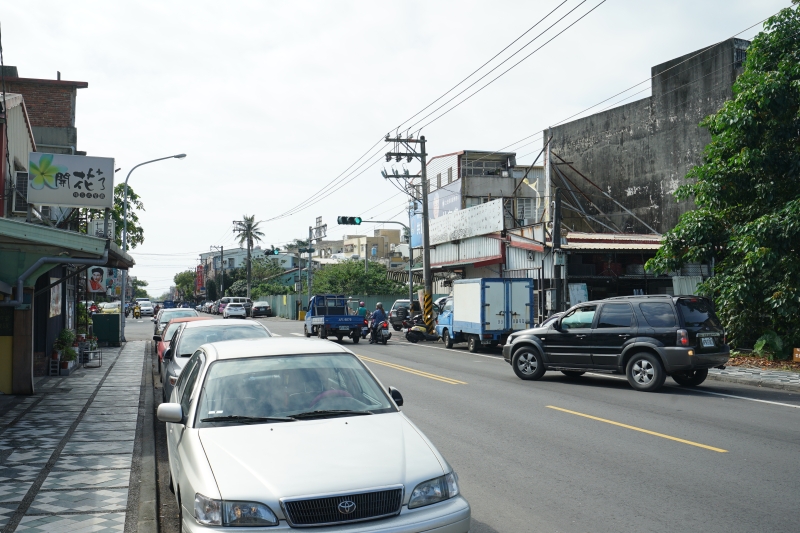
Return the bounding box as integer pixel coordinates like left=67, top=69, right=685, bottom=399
left=138, top=342, right=158, bottom=533
left=706, top=372, right=800, bottom=392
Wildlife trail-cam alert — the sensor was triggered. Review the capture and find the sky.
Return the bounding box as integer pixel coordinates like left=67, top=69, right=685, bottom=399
left=3, top=0, right=791, bottom=296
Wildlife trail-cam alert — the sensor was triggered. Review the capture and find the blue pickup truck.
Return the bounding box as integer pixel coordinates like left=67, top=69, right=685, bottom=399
left=303, top=294, right=365, bottom=343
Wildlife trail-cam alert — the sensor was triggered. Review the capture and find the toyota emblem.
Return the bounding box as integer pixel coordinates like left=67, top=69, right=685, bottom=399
left=337, top=500, right=356, bottom=515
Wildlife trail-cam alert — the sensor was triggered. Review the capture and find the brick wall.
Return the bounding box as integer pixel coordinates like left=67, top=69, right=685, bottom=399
left=4, top=81, right=77, bottom=129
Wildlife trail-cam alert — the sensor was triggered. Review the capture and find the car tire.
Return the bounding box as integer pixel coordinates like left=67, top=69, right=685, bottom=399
left=336, top=334, right=343, bottom=342
left=671, top=368, right=709, bottom=387
left=169, top=471, right=175, bottom=494
left=318, top=327, right=327, bottom=340
left=561, top=370, right=585, bottom=378
left=443, top=329, right=453, bottom=349
left=304, top=325, right=311, bottom=337
left=512, top=347, right=546, bottom=380
left=352, top=335, right=360, bottom=344
left=468, top=336, right=480, bottom=353
left=626, top=352, right=666, bottom=392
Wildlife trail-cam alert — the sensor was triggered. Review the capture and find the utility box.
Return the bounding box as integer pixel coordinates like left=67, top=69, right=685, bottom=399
left=92, top=313, right=121, bottom=346
left=794, top=348, right=800, bottom=362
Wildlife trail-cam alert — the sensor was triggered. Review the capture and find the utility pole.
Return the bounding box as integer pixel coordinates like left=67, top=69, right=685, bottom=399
left=384, top=134, right=434, bottom=331
left=552, top=187, right=563, bottom=312
left=211, top=245, right=224, bottom=299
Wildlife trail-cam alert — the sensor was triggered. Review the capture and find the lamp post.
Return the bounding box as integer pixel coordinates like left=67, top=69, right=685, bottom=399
left=120, top=154, right=186, bottom=341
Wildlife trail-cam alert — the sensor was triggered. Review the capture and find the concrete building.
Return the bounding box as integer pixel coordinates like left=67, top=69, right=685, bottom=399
left=343, top=229, right=401, bottom=260
left=545, top=38, right=749, bottom=234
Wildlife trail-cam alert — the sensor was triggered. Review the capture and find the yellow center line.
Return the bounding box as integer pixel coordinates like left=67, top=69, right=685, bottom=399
left=358, top=355, right=467, bottom=385
left=547, top=406, right=728, bottom=453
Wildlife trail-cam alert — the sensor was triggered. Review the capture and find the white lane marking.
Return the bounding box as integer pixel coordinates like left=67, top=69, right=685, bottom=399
left=586, top=372, right=800, bottom=409
left=290, top=333, right=304, bottom=337
left=394, top=340, right=504, bottom=360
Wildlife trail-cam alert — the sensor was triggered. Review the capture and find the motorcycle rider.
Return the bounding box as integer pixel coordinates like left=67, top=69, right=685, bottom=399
left=369, top=302, right=387, bottom=344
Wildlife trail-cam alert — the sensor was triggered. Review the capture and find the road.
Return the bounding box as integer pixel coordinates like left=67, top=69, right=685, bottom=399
left=137, top=315, right=799, bottom=533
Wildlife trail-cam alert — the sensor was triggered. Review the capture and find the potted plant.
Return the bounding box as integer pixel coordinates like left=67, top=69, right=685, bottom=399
left=60, top=346, right=77, bottom=370
left=89, top=336, right=99, bottom=350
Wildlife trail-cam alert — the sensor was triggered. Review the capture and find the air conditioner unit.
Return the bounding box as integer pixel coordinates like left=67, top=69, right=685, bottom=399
left=11, top=172, right=30, bottom=214
left=39, top=206, right=51, bottom=219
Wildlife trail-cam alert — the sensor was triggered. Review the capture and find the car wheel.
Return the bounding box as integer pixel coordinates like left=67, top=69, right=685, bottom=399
left=352, top=335, right=360, bottom=344
left=169, top=471, right=175, bottom=494
left=468, top=336, right=480, bottom=353
left=672, top=368, right=708, bottom=387
left=393, top=325, right=402, bottom=331
left=626, top=352, right=666, bottom=392
left=512, top=347, right=546, bottom=380
left=318, top=327, right=327, bottom=340
left=336, top=334, right=343, bottom=342
left=561, top=370, right=585, bottom=378
left=443, top=329, right=453, bottom=349
left=304, top=325, right=311, bottom=338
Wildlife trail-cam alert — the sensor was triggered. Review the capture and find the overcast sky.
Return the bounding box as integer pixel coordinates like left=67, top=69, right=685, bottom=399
left=3, top=0, right=790, bottom=296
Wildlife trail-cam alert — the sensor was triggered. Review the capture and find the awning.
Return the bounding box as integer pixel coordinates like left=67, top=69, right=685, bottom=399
left=0, top=217, right=134, bottom=288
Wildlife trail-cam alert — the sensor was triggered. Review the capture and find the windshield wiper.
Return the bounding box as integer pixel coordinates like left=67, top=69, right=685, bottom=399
left=200, top=415, right=296, bottom=424
left=288, top=410, right=373, bottom=420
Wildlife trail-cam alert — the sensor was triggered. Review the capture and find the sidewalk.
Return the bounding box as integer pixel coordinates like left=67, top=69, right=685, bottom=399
left=0, top=341, right=149, bottom=533
left=708, top=365, right=800, bottom=392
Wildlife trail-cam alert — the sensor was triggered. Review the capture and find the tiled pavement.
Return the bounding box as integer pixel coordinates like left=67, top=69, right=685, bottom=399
left=708, top=365, right=800, bottom=391
left=0, top=341, right=147, bottom=533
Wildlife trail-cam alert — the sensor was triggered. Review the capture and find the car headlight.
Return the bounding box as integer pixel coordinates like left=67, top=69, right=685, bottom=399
left=195, top=493, right=278, bottom=527
left=408, top=472, right=459, bottom=509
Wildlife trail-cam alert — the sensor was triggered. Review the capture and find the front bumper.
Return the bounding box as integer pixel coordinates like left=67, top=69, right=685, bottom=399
left=182, top=495, right=470, bottom=532
left=660, top=346, right=730, bottom=374
left=502, top=343, right=512, bottom=363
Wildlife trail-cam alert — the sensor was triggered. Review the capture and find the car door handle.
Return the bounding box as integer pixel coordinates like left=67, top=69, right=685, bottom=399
left=575, top=334, right=587, bottom=338
left=618, top=334, right=631, bottom=338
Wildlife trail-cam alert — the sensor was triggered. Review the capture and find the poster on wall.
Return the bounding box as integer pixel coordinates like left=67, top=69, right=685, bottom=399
left=410, top=179, right=462, bottom=248
left=88, top=267, right=105, bottom=292
left=49, top=278, right=62, bottom=318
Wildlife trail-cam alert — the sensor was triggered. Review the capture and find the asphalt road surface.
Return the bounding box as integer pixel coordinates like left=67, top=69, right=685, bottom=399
left=148, top=314, right=799, bottom=533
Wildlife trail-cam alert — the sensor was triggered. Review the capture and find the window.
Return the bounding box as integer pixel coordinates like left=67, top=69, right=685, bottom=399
left=448, top=167, right=453, bottom=184
left=443, top=300, right=453, bottom=312
left=561, top=305, right=597, bottom=329
left=517, top=198, right=533, bottom=220
left=174, top=353, right=200, bottom=403
left=180, top=352, right=204, bottom=415
left=639, top=303, right=677, bottom=327
left=228, top=258, right=235, bottom=268
left=597, top=304, right=634, bottom=328
left=677, top=299, right=721, bottom=328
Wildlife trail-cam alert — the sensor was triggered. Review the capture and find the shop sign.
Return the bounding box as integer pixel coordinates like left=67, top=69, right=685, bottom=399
left=428, top=199, right=504, bottom=246
left=27, top=153, right=115, bottom=209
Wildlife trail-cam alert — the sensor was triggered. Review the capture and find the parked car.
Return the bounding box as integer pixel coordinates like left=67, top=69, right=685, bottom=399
left=251, top=301, right=272, bottom=317
left=154, top=308, right=200, bottom=336
left=157, top=338, right=470, bottom=532
left=223, top=303, right=247, bottom=319
left=98, top=301, right=121, bottom=314
left=389, top=299, right=440, bottom=331
left=160, top=319, right=272, bottom=402
left=503, top=295, right=729, bottom=392
left=153, top=316, right=212, bottom=373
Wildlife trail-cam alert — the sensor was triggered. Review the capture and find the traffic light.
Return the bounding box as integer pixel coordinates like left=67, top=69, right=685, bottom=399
left=337, top=216, right=362, bottom=225
left=298, top=248, right=316, bottom=254
left=271, top=248, right=280, bottom=255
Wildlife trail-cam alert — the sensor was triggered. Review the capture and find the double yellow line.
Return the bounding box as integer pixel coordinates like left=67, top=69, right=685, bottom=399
left=359, top=355, right=467, bottom=385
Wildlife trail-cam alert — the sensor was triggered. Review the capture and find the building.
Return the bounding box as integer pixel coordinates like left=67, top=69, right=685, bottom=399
left=544, top=38, right=749, bottom=234
left=343, top=229, right=401, bottom=260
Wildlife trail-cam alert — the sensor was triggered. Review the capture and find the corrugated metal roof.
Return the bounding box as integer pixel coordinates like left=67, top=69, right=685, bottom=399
left=562, top=242, right=661, bottom=250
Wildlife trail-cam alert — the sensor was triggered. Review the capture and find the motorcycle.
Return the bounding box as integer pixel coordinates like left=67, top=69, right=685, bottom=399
left=404, top=314, right=440, bottom=343
left=371, top=320, right=392, bottom=345
left=360, top=312, right=372, bottom=340
left=133, top=305, right=141, bottom=319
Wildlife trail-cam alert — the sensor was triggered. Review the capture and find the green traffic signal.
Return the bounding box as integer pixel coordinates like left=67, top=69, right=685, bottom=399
left=337, top=216, right=363, bottom=225
left=272, top=248, right=280, bottom=255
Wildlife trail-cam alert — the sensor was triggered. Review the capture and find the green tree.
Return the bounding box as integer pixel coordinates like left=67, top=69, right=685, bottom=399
left=235, top=215, right=265, bottom=299
left=311, top=260, right=405, bottom=295
left=251, top=257, right=285, bottom=282
left=206, top=279, right=218, bottom=301
left=173, top=270, right=196, bottom=300
left=131, top=277, right=150, bottom=299
left=647, top=2, right=800, bottom=349
left=85, top=184, right=146, bottom=249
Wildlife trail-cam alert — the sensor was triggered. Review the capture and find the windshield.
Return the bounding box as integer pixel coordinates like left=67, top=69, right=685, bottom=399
left=177, top=325, right=270, bottom=356
left=196, top=354, right=395, bottom=426
left=163, top=322, right=182, bottom=342
left=677, top=298, right=722, bottom=328
left=160, top=310, right=197, bottom=323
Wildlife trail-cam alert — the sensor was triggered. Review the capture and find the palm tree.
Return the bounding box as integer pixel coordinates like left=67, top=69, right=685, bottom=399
left=235, top=215, right=264, bottom=299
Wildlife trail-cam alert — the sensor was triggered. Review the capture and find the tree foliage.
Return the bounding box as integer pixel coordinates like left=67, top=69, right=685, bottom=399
left=85, top=184, right=146, bottom=249
left=131, top=277, right=150, bottom=299
left=647, top=3, right=800, bottom=348
left=173, top=270, right=196, bottom=300
left=311, top=260, right=406, bottom=295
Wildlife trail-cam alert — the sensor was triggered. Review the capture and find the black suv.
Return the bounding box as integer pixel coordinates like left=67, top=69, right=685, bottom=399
left=502, top=295, right=729, bottom=392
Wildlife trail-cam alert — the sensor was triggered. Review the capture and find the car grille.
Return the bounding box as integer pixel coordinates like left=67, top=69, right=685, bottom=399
left=282, top=487, right=403, bottom=527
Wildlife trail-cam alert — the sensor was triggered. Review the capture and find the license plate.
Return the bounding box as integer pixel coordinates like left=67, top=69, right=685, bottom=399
left=701, top=337, right=715, bottom=347
left=339, top=326, right=351, bottom=331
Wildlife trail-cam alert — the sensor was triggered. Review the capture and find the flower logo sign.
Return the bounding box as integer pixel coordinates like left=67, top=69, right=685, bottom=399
left=27, top=152, right=115, bottom=209
left=29, top=154, right=65, bottom=190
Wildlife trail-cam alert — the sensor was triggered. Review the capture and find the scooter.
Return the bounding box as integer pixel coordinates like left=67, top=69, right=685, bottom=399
left=371, top=320, right=392, bottom=345
left=404, top=314, right=440, bottom=343
left=133, top=306, right=141, bottom=319
left=360, top=312, right=372, bottom=340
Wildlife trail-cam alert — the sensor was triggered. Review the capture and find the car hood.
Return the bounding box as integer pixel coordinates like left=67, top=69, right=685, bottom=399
left=199, top=412, right=445, bottom=503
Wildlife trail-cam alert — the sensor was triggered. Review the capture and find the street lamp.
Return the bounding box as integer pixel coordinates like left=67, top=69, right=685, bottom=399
left=120, top=153, right=186, bottom=341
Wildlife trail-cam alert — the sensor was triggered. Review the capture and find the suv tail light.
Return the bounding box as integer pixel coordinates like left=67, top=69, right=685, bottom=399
left=677, top=329, right=689, bottom=347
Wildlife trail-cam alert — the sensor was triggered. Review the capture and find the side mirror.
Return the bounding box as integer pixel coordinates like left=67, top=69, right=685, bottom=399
left=157, top=403, right=183, bottom=423
left=163, top=348, right=173, bottom=361
left=388, top=386, right=403, bottom=407
left=153, top=335, right=162, bottom=342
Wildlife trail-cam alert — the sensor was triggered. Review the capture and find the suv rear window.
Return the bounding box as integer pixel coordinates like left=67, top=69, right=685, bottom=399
left=639, top=303, right=677, bottom=327
left=677, top=299, right=721, bottom=328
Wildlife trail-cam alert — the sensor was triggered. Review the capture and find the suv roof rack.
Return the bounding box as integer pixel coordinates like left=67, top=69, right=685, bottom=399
left=606, top=294, right=674, bottom=300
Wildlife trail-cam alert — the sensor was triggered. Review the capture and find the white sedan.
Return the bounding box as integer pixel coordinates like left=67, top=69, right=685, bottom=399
left=222, top=303, right=247, bottom=319
left=157, top=338, right=470, bottom=532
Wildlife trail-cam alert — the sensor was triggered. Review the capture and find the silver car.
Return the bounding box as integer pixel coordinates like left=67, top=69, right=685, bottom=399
left=157, top=338, right=470, bottom=532
left=154, top=308, right=199, bottom=336
left=161, top=320, right=272, bottom=402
